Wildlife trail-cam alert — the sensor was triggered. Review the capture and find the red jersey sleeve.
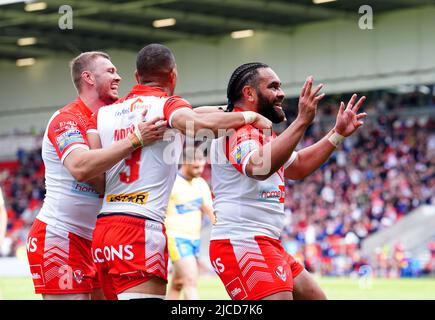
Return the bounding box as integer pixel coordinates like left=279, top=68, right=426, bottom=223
left=47, top=111, right=90, bottom=163
left=163, top=96, right=192, bottom=127
left=226, top=124, right=263, bottom=175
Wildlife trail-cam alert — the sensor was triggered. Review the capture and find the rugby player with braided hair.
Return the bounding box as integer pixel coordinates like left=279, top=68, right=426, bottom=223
left=209, top=62, right=367, bottom=300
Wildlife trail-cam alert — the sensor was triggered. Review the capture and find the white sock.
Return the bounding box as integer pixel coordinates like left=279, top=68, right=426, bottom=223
left=117, top=293, right=166, bottom=300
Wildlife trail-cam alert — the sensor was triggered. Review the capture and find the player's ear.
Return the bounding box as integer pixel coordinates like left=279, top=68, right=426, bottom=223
left=81, top=71, right=95, bottom=86
left=242, top=85, right=256, bottom=103
left=169, top=67, right=177, bottom=86
left=134, top=70, right=140, bottom=84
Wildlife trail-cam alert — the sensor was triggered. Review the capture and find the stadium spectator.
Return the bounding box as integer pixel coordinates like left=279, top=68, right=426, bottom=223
left=0, top=186, right=7, bottom=248
left=283, top=113, right=435, bottom=276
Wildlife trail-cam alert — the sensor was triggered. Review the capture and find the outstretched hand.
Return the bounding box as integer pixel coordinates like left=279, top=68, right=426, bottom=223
left=297, top=76, right=325, bottom=125
left=334, top=94, right=367, bottom=137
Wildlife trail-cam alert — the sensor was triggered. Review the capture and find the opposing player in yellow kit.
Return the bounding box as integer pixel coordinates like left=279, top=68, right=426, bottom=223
left=165, top=148, right=215, bottom=300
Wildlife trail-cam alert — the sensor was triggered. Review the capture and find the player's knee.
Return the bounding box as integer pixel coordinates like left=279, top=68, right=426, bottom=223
left=182, top=274, right=197, bottom=287
left=313, top=288, right=327, bottom=300
left=171, top=277, right=184, bottom=291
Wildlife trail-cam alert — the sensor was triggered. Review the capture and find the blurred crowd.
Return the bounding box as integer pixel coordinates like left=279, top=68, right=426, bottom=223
left=0, top=89, right=434, bottom=279
left=280, top=110, right=435, bottom=277
left=0, top=147, right=44, bottom=257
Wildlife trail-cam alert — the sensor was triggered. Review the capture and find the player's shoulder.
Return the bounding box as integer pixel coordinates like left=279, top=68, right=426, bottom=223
left=230, top=124, right=261, bottom=141
left=165, top=95, right=190, bottom=106
left=193, top=176, right=208, bottom=186
left=57, top=100, right=80, bottom=116
left=49, top=103, right=85, bottom=127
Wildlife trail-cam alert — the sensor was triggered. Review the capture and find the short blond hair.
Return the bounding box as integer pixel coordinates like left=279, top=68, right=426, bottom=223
left=70, top=51, right=110, bottom=92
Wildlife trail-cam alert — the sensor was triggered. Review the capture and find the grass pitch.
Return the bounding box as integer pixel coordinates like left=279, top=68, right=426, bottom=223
left=0, top=275, right=434, bottom=300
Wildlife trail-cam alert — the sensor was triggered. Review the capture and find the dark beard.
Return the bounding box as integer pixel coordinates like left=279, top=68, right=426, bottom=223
left=257, top=92, right=285, bottom=124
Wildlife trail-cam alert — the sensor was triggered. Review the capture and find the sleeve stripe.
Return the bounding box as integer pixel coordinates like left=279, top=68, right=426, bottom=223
left=168, top=107, right=191, bottom=128
left=60, top=144, right=89, bottom=164
left=86, top=129, right=99, bottom=135
left=284, top=151, right=298, bottom=169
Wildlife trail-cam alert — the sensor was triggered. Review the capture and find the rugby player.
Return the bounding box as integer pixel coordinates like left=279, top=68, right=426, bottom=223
left=209, top=62, right=367, bottom=300
left=166, top=147, right=215, bottom=300
left=26, top=51, right=166, bottom=300
left=89, top=44, right=272, bottom=300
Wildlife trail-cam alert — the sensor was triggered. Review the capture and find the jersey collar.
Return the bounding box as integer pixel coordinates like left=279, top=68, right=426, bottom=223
left=232, top=107, right=244, bottom=113
left=75, top=97, right=93, bottom=117
left=128, top=84, right=169, bottom=98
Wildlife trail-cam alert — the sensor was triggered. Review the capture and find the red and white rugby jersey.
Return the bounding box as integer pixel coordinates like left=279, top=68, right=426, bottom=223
left=210, top=108, right=297, bottom=241
left=37, top=98, right=102, bottom=240
left=95, top=85, right=191, bottom=223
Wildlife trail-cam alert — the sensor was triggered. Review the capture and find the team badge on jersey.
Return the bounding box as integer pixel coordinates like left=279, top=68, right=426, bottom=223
left=274, top=265, right=287, bottom=282
left=73, top=269, right=84, bottom=284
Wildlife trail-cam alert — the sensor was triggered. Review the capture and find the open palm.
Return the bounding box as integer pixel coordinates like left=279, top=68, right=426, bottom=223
left=334, top=94, right=367, bottom=137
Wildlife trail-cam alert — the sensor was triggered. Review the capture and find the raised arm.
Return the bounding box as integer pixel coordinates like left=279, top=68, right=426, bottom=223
left=285, top=94, right=367, bottom=180
left=245, top=76, right=324, bottom=180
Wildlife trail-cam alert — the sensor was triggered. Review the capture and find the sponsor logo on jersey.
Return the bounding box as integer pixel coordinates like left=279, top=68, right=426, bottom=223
left=71, top=182, right=100, bottom=198
left=55, top=128, right=85, bottom=153
left=32, top=272, right=41, bottom=280
left=106, top=192, right=149, bottom=205
left=59, top=120, right=78, bottom=127
left=54, top=120, right=78, bottom=133
left=29, top=265, right=45, bottom=287
left=115, top=108, right=131, bottom=117
left=258, top=185, right=285, bottom=203
left=130, top=98, right=150, bottom=112
left=231, top=287, right=242, bottom=297
left=232, top=140, right=257, bottom=164
left=225, top=277, right=248, bottom=300
left=92, top=245, right=134, bottom=263
left=175, top=197, right=203, bottom=214
left=275, top=265, right=287, bottom=282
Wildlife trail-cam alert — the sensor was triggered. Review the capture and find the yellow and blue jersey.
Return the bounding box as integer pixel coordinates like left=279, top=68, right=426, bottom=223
left=165, top=173, right=212, bottom=239
left=165, top=173, right=213, bottom=262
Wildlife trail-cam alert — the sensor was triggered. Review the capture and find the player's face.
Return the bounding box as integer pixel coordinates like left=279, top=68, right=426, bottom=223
left=92, top=57, right=122, bottom=104
left=186, top=159, right=206, bottom=179
left=255, top=68, right=286, bottom=123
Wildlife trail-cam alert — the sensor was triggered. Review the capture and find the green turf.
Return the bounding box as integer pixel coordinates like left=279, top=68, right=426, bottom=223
left=1, top=275, right=434, bottom=300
